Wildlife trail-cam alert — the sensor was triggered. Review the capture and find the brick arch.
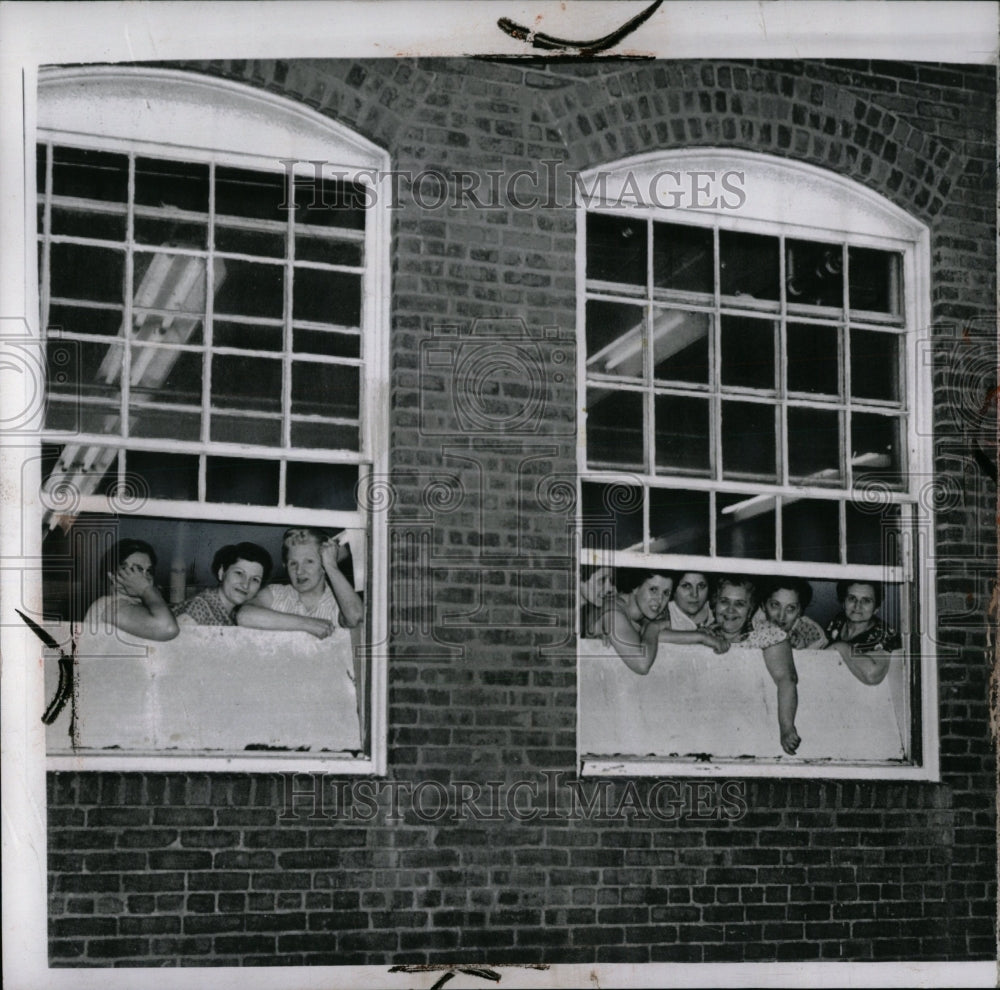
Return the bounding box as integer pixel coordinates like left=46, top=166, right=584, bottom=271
left=544, top=60, right=959, bottom=223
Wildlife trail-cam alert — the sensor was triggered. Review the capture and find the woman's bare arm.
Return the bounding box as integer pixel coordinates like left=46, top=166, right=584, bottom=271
left=828, top=640, right=891, bottom=685
left=108, top=569, right=179, bottom=641
left=321, top=540, right=364, bottom=628
left=762, top=639, right=800, bottom=755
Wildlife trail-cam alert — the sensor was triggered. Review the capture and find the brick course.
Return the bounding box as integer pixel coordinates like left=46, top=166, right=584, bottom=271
left=48, top=57, right=996, bottom=966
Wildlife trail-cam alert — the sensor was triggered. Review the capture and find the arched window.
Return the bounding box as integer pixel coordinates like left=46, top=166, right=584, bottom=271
left=576, top=150, right=935, bottom=778
left=37, top=67, right=389, bottom=772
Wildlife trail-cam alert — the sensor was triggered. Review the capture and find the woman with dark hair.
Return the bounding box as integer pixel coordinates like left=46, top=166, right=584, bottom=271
left=85, top=538, right=179, bottom=641
left=705, top=574, right=800, bottom=755
left=824, top=580, right=900, bottom=685
left=173, top=542, right=273, bottom=627
left=599, top=568, right=729, bottom=675
left=753, top=576, right=827, bottom=650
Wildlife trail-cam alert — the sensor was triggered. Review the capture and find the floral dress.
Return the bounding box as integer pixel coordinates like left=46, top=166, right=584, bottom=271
left=825, top=614, right=901, bottom=653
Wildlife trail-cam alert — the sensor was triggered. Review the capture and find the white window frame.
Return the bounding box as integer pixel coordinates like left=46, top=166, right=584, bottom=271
left=576, top=149, right=938, bottom=780
left=35, top=65, right=390, bottom=775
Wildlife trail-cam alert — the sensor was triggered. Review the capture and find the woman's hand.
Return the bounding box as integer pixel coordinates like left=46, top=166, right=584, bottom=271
left=306, top=617, right=334, bottom=639
left=780, top=725, right=801, bottom=755
left=320, top=537, right=349, bottom=573
left=110, top=562, right=155, bottom=599
left=699, top=630, right=730, bottom=654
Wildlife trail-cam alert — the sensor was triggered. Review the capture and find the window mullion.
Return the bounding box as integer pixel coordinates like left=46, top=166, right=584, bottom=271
left=281, top=167, right=295, bottom=507
left=199, top=161, right=216, bottom=504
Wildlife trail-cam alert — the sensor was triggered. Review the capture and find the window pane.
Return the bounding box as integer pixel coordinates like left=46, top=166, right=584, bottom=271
left=135, top=216, right=207, bottom=249
left=50, top=244, right=124, bottom=304
left=849, top=247, right=901, bottom=315
left=214, top=260, right=284, bottom=320
left=213, top=320, right=283, bottom=352
left=716, top=492, right=775, bottom=558
left=785, top=239, right=843, bottom=308
left=129, top=407, right=201, bottom=442
left=290, top=420, right=360, bottom=451
left=216, top=166, right=288, bottom=223
left=292, top=269, right=362, bottom=327
left=286, top=462, right=358, bottom=511
left=787, top=322, right=839, bottom=396
left=130, top=346, right=203, bottom=406
left=52, top=146, right=128, bottom=202
left=720, top=316, right=775, bottom=390
left=132, top=253, right=210, bottom=334
left=653, top=221, right=713, bottom=294
left=652, top=309, right=710, bottom=384
left=586, top=388, right=644, bottom=470
left=586, top=301, right=645, bottom=379
left=585, top=213, right=646, bottom=286
left=135, top=157, right=209, bottom=214
left=49, top=339, right=120, bottom=404
left=126, top=450, right=199, bottom=501
left=215, top=224, right=285, bottom=258
left=47, top=304, right=121, bottom=338
left=291, top=362, right=360, bottom=419
left=721, top=401, right=776, bottom=481
left=51, top=206, right=125, bottom=242
left=850, top=330, right=900, bottom=403
left=293, top=177, right=367, bottom=231
left=788, top=407, right=842, bottom=485
left=292, top=327, right=361, bottom=359
left=719, top=230, right=779, bottom=301
left=852, top=413, right=904, bottom=488
left=649, top=488, right=710, bottom=555
left=581, top=482, right=644, bottom=551
left=205, top=457, right=279, bottom=505
left=295, top=232, right=363, bottom=267
left=211, top=413, right=282, bottom=447
left=211, top=355, right=282, bottom=412
left=654, top=394, right=710, bottom=475
left=782, top=498, right=840, bottom=562
left=845, top=502, right=902, bottom=566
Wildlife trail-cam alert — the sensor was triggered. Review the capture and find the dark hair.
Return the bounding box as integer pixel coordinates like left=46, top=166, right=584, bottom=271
left=99, top=539, right=158, bottom=585
left=762, top=576, right=814, bottom=610
left=711, top=573, right=757, bottom=608
left=836, top=579, right=883, bottom=608
left=212, top=543, right=273, bottom=584
left=616, top=568, right=673, bottom=595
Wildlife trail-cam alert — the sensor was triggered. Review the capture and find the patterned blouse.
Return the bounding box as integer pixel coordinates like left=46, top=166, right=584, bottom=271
left=267, top=584, right=341, bottom=626
left=825, top=613, right=901, bottom=653
left=707, top=616, right=787, bottom=650
left=751, top=608, right=827, bottom=649
left=173, top=587, right=236, bottom=626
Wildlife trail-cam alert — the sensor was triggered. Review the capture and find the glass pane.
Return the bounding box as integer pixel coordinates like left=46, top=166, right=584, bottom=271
left=51, top=206, right=125, bottom=242
left=293, top=177, right=367, bottom=230
left=36, top=143, right=47, bottom=196
left=290, top=420, right=360, bottom=451
left=295, top=233, right=363, bottom=267
left=214, top=259, right=284, bottom=320
left=716, top=492, right=775, bottom=558
left=135, top=157, right=209, bottom=213
left=215, top=224, right=285, bottom=259
left=846, top=502, right=902, bottom=566
left=211, top=414, right=281, bottom=447
left=134, top=216, right=207, bottom=249
left=50, top=244, right=124, bottom=304
left=585, top=301, right=645, bottom=379
left=585, top=213, right=646, bottom=286
left=785, top=239, right=843, bottom=308
left=653, top=221, right=713, bottom=294
left=211, top=355, right=282, bottom=412
left=286, top=461, right=358, bottom=511
left=788, top=407, right=842, bottom=485
left=850, top=330, right=900, bottom=402
left=787, top=322, right=839, bottom=396
left=133, top=253, right=209, bottom=333
left=213, top=320, right=284, bottom=352
left=586, top=388, right=644, bottom=470
left=292, top=362, right=360, bottom=420
left=648, top=488, right=709, bottom=555
left=292, top=269, right=362, bottom=326
left=654, top=395, right=710, bottom=475
left=129, top=407, right=201, bottom=442
left=721, top=401, right=776, bottom=480
left=216, top=166, right=287, bottom=223
left=45, top=397, right=119, bottom=435
left=205, top=457, right=280, bottom=505
left=130, top=347, right=203, bottom=406
left=49, top=339, right=120, bottom=403
left=849, top=247, right=901, bottom=315
left=126, top=450, right=199, bottom=501
left=652, top=309, right=710, bottom=384
left=720, top=316, right=775, bottom=390
left=47, top=304, right=121, bottom=338
left=782, top=498, right=840, bottom=562
left=292, top=327, right=361, bottom=359
left=52, top=146, right=128, bottom=202
left=852, top=413, right=904, bottom=488
left=719, top=230, right=779, bottom=302
left=581, top=482, right=644, bottom=552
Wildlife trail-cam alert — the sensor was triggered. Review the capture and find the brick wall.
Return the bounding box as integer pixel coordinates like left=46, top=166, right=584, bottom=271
left=48, top=58, right=996, bottom=966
